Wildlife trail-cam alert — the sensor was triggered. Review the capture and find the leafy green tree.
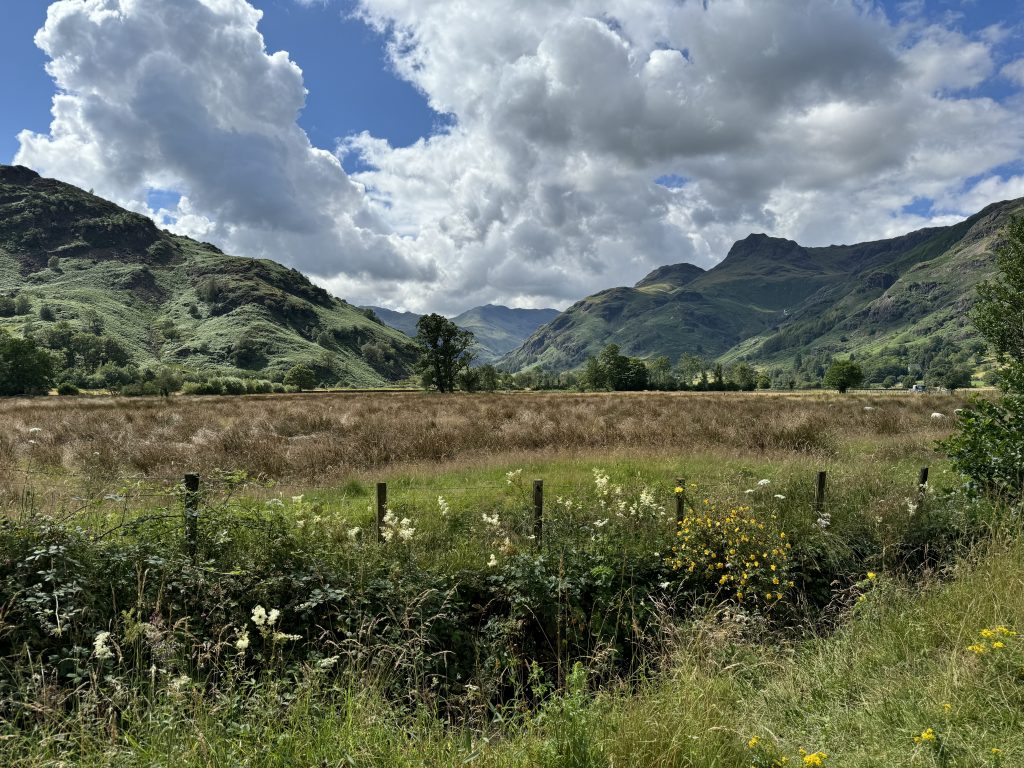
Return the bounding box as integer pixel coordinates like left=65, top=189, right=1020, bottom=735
left=415, top=314, right=474, bottom=393
left=284, top=364, right=317, bottom=391
left=0, top=297, right=15, bottom=317
left=943, top=217, right=1024, bottom=499
left=478, top=364, right=500, bottom=392
left=14, top=295, right=31, bottom=315
left=823, top=360, right=863, bottom=393
left=0, top=331, right=54, bottom=396
left=939, top=367, right=973, bottom=393
left=581, top=356, right=607, bottom=391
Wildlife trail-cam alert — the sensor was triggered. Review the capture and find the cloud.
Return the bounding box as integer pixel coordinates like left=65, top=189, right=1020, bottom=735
left=16, top=0, right=434, bottom=284
left=1003, top=58, right=1024, bottom=87
left=16, top=0, right=1024, bottom=314
left=340, top=0, right=1024, bottom=310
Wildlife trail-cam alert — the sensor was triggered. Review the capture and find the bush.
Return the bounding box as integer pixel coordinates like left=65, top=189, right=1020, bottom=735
left=56, top=382, right=80, bottom=396
left=284, top=364, right=317, bottom=391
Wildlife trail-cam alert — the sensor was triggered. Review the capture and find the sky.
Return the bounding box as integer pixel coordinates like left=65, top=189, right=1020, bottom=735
left=3, top=0, right=1024, bottom=314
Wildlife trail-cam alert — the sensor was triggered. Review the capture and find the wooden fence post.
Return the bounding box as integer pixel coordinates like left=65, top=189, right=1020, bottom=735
left=376, top=482, right=388, bottom=542
left=184, top=473, right=200, bottom=557
left=918, top=467, right=930, bottom=500
left=533, top=479, right=544, bottom=548
left=675, top=478, right=686, bottom=525
left=814, top=471, right=827, bottom=514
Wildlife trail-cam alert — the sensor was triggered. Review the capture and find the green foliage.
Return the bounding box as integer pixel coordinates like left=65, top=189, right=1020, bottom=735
left=14, top=294, right=31, bottom=315
left=284, top=364, right=317, bottom=391
left=824, top=360, right=863, bottom=393
left=415, top=313, right=475, bottom=392
left=973, top=217, right=1024, bottom=363
left=0, top=296, right=15, bottom=317
left=0, top=330, right=54, bottom=395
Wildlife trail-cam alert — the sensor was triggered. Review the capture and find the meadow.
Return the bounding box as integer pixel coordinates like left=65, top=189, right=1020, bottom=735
left=2, top=389, right=1021, bottom=767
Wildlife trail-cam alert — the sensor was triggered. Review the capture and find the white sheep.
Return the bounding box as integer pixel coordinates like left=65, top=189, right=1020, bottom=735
left=930, top=412, right=946, bottom=420
left=863, top=406, right=875, bottom=411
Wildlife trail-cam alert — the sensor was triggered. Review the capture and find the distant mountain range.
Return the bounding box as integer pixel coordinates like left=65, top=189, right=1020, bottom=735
left=2, top=163, right=1019, bottom=387
left=364, top=304, right=559, bottom=364
left=501, top=198, right=1023, bottom=375
left=0, top=165, right=417, bottom=385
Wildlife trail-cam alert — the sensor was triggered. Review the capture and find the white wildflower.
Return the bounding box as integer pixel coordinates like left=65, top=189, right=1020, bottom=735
left=487, top=554, right=498, bottom=568
left=774, top=494, right=786, bottom=500
left=347, top=527, right=361, bottom=541
left=273, top=632, right=301, bottom=642
left=757, top=479, right=771, bottom=487
left=505, top=468, right=522, bottom=485
left=264, top=498, right=285, bottom=510
left=234, top=629, right=250, bottom=652
left=592, top=468, right=610, bottom=496
left=28, top=427, right=42, bottom=434
left=266, top=608, right=280, bottom=626
left=906, top=498, right=918, bottom=515
left=169, top=675, right=191, bottom=692
left=291, top=495, right=305, bottom=503
left=482, top=512, right=500, bottom=527
left=594, top=519, right=609, bottom=528
left=816, top=513, right=831, bottom=531
left=659, top=581, right=670, bottom=589
left=251, top=605, right=268, bottom=627
left=437, top=496, right=450, bottom=517
left=744, top=489, right=754, bottom=494
left=317, top=656, right=340, bottom=669
left=93, top=631, right=114, bottom=661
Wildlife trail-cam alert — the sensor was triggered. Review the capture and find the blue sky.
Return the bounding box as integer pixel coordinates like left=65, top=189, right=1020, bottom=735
left=4, top=0, right=1024, bottom=312
left=0, top=0, right=443, bottom=166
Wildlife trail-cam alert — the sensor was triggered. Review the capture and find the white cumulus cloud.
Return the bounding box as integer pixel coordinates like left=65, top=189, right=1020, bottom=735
left=15, top=0, right=1024, bottom=314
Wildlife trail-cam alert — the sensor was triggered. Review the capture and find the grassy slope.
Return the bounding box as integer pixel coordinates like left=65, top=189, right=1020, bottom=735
left=10, top=523, right=1021, bottom=767
left=0, top=165, right=417, bottom=385
left=504, top=199, right=1024, bottom=374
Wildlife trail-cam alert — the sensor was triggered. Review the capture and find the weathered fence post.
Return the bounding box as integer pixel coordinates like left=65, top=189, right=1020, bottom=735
left=533, top=479, right=544, bottom=548
left=918, top=467, right=930, bottom=501
left=376, top=482, right=388, bottom=542
left=675, top=477, right=686, bottom=525
left=184, top=473, right=200, bottom=557
left=814, top=470, right=827, bottom=514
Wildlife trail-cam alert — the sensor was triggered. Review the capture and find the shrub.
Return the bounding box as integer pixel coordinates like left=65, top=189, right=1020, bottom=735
left=57, top=382, right=80, bottom=396
left=284, top=364, right=317, bottom=391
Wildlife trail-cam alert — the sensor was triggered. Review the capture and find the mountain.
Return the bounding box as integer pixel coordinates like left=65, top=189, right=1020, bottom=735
left=365, top=303, right=559, bottom=364
left=451, top=305, right=560, bottom=363
left=365, top=306, right=422, bottom=337
left=0, top=165, right=418, bottom=386
left=503, top=198, right=1024, bottom=374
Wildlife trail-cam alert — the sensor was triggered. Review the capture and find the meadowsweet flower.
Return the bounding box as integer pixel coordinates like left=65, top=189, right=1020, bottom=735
left=594, top=518, right=609, bottom=528
left=267, top=608, right=280, bottom=626
left=505, top=468, right=522, bottom=484
left=291, top=495, right=304, bottom=504
left=317, top=655, right=340, bottom=669
left=482, top=512, right=500, bottom=527
left=437, top=496, right=450, bottom=517
left=487, top=553, right=498, bottom=568
left=659, top=581, right=670, bottom=589
left=252, top=605, right=268, bottom=626
left=273, top=632, right=301, bottom=642
left=347, top=526, right=361, bottom=541
left=234, top=629, right=250, bottom=652
left=93, top=631, right=114, bottom=661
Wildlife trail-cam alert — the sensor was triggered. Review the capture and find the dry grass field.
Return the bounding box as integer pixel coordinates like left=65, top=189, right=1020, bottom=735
left=0, top=390, right=969, bottom=489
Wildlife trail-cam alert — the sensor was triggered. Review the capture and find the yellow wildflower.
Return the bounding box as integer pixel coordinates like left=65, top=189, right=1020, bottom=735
left=914, top=728, right=936, bottom=744
left=747, top=736, right=760, bottom=749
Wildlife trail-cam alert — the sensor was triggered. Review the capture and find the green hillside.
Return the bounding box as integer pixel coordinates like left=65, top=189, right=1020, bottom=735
left=0, top=165, right=417, bottom=387
left=503, top=198, right=1024, bottom=379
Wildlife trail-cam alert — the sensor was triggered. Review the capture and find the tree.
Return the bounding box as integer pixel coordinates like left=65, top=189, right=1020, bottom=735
left=14, top=295, right=31, bottom=315
left=943, top=217, right=1024, bottom=499
left=0, top=331, right=54, bottom=396
left=415, top=314, right=474, bottom=393
left=478, top=364, right=500, bottom=392
left=284, top=364, right=317, bottom=391
left=823, top=360, right=863, bottom=393
left=581, top=356, right=607, bottom=391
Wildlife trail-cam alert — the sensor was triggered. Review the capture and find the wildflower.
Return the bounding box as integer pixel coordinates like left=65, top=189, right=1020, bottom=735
left=273, top=632, right=301, bottom=642
left=482, top=512, right=500, bottom=527
left=488, top=554, right=498, bottom=568
left=267, top=608, right=280, bottom=626
left=437, top=496, right=450, bottom=517
left=757, top=479, right=771, bottom=487
left=867, top=572, right=876, bottom=581
left=799, top=749, right=827, bottom=766
left=967, top=643, right=987, bottom=655
left=816, top=513, right=831, bottom=530
left=993, top=641, right=1006, bottom=649
left=169, top=675, right=191, bottom=692
left=914, top=728, right=936, bottom=744
left=659, top=581, right=670, bottom=589
left=317, top=655, right=340, bottom=669
left=347, top=526, right=361, bottom=541
left=234, top=629, right=250, bottom=652
left=505, top=468, right=522, bottom=484
left=774, top=494, right=786, bottom=500
left=943, top=703, right=952, bottom=713
left=291, top=495, right=304, bottom=504
left=93, top=631, right=114, bottom=661
left=747, top=736, right=760, bottom=749
left=594, top=518, right=609, bottom=528
left=674, top=486, right=684, bottom=494
left=252, top=605, right=268, bottom=626
left=28, top=427, right=42, bottom=434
